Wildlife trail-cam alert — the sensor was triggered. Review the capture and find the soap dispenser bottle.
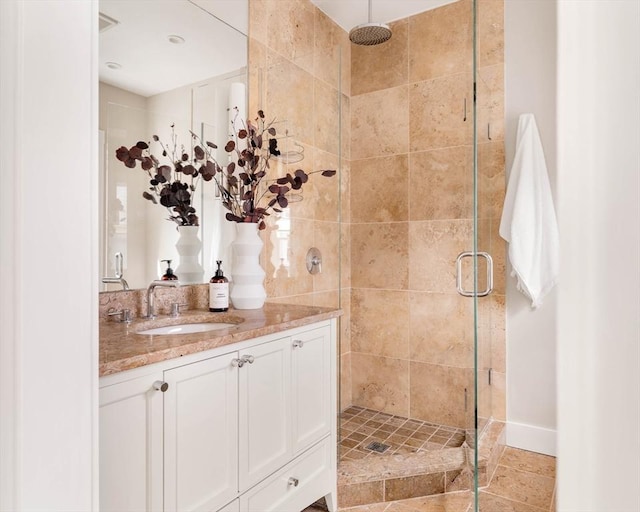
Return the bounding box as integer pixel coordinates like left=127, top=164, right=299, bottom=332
left=161, top=259, right=178, bottom=281
left=209, top=260, right=229, bottom=312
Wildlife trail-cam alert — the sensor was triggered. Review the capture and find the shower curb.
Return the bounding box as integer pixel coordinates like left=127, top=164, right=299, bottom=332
left=337, top=420, right=505, bottom=508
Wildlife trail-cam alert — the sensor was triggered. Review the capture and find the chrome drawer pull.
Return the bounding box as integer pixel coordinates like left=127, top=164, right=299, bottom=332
left=292, top=340, right=304, bottom=348
left=287, top=477, right=299, bottom=487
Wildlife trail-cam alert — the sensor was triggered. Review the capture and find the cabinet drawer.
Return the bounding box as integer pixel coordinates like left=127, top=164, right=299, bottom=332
left=241, top=438, right=333, bottom=512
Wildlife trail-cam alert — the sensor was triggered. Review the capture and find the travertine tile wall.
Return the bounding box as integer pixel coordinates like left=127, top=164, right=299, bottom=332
left=247, top=0, right=353, bottom=407
left=477, top=0, right=506, bottom=426
left=247, top=0, right=505, bottom=427
left=348, top=0, right=505, bottom=428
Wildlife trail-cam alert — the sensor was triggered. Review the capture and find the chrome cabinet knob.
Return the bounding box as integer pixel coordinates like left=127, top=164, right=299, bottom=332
left=241, top=355, right=255, bottom=364
left=231, top=358, right=244, bottom=368
left=287, top=477, right=299, bottom=487
left=153, top=381, right=169, bottom=392
left=292, top=339, right=304, bottom=348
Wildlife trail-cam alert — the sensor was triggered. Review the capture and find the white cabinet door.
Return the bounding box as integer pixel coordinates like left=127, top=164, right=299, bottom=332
left=217, top=498, right=240, bottom=512
left=238, top=337, right=292, bottom=490
left=164, top=353, right=239, bottom=512
left=99, top=373, right=164, bottom=512
left=291, top=326, right=332, bottom=454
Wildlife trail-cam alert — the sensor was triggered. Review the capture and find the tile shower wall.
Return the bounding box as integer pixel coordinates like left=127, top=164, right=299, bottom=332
left=477, top=0, right=506, bottom=426
left=247, top=0, right=353, bottom=407
left=348, top=0, right=505, bottom=428
left=247, top=0, right=505, bottom=424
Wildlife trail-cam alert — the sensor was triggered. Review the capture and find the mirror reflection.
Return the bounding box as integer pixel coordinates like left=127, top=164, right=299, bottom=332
left=98, top=0, right=248, bottom=290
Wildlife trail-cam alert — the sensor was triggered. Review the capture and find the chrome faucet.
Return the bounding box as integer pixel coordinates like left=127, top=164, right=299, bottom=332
left=102, top=252, right=130, bottom=290
left=102, top=276, right=130, bottom=290
left=146, top=280, right=180, bottom=319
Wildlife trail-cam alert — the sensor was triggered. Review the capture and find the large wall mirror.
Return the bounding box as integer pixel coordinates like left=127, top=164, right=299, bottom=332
left=99, top=0, right=248, bottom=291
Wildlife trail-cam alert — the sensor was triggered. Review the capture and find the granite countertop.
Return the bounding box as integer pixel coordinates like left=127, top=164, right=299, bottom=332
left=100, top=303, right=342, bottom=377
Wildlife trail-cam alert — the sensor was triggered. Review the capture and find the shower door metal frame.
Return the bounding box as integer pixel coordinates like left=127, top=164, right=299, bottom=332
left=471, top=1, right=487, bottom=510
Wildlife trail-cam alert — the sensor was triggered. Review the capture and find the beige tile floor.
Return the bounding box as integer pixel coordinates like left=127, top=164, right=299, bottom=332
left=304, top=446, right=556, bottom=512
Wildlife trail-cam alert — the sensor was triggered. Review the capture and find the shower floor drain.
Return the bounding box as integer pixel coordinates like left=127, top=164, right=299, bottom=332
left=366, top=441, right=390, bottom=453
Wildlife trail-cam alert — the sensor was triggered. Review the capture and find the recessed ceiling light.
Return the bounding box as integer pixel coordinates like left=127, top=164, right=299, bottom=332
left=106, top=62, right=122, bottom=70
left=167, top=35, right=185, bottom=44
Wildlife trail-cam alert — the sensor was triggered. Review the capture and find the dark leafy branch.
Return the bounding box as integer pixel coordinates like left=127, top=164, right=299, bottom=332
left=114, top=111, right=336, bottom=231
left=115, top=125, right=201, bottom=226
left=197, top=109, right=336, bottom=231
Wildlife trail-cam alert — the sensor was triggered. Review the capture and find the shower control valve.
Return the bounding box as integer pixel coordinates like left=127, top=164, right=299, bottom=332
left=306, top=247, right=322, bottom=275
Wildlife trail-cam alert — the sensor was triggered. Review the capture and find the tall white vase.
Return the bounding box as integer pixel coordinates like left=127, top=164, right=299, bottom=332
left=174, top=225, right=204, bottom=284
left=230, top=222, right=266, bottom=309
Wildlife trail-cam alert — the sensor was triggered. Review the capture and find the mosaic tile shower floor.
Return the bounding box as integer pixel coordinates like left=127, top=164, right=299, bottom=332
left=339, top=406, right=467, bottom=462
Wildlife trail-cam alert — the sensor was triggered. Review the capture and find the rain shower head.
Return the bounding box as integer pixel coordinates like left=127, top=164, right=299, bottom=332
left=349, top=22, right=392, bottom=46
left=349, top=0, right=392, bottom=46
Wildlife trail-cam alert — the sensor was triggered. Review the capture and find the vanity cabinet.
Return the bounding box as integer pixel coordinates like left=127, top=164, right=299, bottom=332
left=290, top=327, right=332, bottom=454
left=239, top=336, right=292, bottom=490
left=99, top=372, right=164, bottom=512
left=99, top=320, right=336, bottom=512
left=163, top=352, right=239, bottom=512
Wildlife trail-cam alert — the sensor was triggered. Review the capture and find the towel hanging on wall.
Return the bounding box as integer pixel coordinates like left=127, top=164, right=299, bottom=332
left=499, top=113, right=559, bottom=308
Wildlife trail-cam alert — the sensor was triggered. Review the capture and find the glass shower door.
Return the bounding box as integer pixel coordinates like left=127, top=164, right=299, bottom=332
left=469, top=0, right=506, bottom=509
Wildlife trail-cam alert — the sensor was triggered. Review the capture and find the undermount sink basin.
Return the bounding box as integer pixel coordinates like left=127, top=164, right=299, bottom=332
left=137, top=323, right=237, bottom=336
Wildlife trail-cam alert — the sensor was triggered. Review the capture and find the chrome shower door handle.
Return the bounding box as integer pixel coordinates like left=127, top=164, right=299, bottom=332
left=455, top=252, right=474, bottom=297
left=477, top=252, right=494, bottom=297
left=455, top=251, right=494, bottom=297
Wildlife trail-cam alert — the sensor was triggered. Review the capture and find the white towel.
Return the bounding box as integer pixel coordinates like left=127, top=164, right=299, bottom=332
left=499, top=114, right=559, bottom=308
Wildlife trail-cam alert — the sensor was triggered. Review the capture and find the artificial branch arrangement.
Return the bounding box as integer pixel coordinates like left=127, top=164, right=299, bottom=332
left=115, top=125, right=203, bottom=226
left=115, top=110, right=336, bottom=230
left=210, top=109, right=336, bottom=230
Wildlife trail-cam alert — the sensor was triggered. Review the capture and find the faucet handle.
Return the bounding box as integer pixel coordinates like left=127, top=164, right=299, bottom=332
left=107, top=308, right=132, bottom=324
left=170, top=303, right=189, bottom=317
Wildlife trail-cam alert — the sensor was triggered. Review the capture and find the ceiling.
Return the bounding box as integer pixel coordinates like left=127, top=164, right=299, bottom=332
left=99, top=0, right=248, bottom=97
left=99, top=0, right=457, bottom=98
left=309, top=0, right=458, bottom=31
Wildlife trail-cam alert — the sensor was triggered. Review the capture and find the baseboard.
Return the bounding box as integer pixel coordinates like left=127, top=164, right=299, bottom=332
left=506, top=421, right=556, bottom=456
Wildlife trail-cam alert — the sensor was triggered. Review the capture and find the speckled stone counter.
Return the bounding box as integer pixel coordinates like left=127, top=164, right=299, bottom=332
left=100, top=303, right=341, bottom=377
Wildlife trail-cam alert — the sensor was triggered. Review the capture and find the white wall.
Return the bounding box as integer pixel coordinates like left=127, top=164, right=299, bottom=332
left=504, top=0, right=558, bottom=456
left=556, top=1, right=640, bottom=510
left=99, top=82, right=150, bottom=289
left=0, top=1, right=98, bottom=510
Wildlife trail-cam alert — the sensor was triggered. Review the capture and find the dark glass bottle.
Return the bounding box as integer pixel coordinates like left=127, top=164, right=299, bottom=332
left=161, top=259, right=178, bottom=280
left=209, top=260, right=229, bottom=312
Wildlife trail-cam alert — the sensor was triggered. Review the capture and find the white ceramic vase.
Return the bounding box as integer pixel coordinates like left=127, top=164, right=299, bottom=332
left=174, top=225, right=204, bottom=284
left=230, top=222, right=266, bottom=309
